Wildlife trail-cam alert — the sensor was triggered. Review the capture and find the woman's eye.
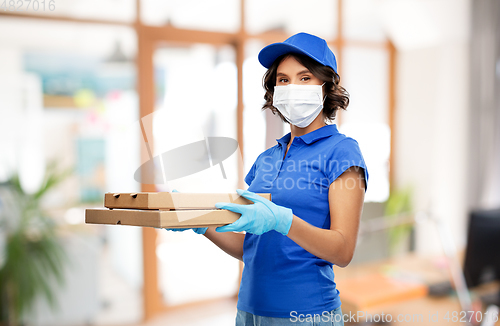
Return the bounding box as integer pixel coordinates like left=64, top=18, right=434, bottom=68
left=278, top=78, right=288, bottom=83
left=301, top=76, right=311, bottom=81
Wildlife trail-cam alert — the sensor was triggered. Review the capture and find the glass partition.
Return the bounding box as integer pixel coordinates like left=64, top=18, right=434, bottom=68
left=245, top=0, right=338, bottom=40
left=340, top=46, right=390, bottom=202
left=140, top=0, right=240, bottom=32
left=152, top=42, right=240, bottom=305
left=343, top=0, right=386, bottom=42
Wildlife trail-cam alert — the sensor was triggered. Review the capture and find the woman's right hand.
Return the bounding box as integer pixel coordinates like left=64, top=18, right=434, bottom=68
left=164, top=227, right=208, bottom=234
left=162, top=189, right=208, bottom=235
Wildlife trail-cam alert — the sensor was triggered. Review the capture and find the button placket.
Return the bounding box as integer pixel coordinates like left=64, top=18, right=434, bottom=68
left=271, top=145, right=286, bottom=183
left=276, top=140, right=300, bottom=180
left=285, top=138, right=301, bottom=159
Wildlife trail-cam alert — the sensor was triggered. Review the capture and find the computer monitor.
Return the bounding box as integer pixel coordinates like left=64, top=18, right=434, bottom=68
left=463, top=208, right=500, bottom=306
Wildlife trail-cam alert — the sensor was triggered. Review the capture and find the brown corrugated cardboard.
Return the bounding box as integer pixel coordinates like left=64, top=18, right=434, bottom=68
left=85, top=208, right=240, bottom=228
left=104, top=192, right=271, bottom=209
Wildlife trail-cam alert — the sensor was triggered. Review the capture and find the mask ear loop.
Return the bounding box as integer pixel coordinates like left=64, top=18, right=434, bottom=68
left=321, top=82, right=327, bottom=104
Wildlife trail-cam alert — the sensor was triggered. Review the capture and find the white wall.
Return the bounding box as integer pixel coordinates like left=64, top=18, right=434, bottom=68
left=388, top=0, right=471, bottom=254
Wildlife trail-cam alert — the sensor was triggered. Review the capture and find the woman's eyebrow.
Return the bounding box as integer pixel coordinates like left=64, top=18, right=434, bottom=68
left=276, top=69, right=310, bottom=77
left=297, top=69, right=311, bottom=75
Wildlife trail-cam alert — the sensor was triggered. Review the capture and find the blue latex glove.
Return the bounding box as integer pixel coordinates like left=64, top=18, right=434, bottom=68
left=215, top=189, right=293, bottom=235
left=166, top=227, right=208, bottom=235
left=163, top=189, right=208, bottom=235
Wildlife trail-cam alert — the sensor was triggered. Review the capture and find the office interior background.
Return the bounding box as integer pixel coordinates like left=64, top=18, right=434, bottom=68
left=0, top=0, right=499, bottom=325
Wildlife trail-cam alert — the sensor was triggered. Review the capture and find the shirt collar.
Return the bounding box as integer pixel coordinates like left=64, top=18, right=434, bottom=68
left=276, top=124, right=339, bottom=146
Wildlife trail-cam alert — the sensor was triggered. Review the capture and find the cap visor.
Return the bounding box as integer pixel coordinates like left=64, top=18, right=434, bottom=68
left=258, top=43, right=322, bottom=69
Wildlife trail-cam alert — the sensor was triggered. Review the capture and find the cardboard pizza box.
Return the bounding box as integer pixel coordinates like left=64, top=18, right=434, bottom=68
left=85, top=208, right=240, bottom=229
left=104, top=192, right=271, bottom=210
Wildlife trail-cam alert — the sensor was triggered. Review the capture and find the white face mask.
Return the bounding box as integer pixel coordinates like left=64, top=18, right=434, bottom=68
left=272, top=83, right=325, bottom=128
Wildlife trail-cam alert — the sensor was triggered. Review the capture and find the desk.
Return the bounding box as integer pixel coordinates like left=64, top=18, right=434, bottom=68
left=334, top=254, right=500, bottom=325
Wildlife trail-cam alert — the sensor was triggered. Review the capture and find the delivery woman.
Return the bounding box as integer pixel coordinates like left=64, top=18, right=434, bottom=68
left=170, top=32, right=368, bottom=326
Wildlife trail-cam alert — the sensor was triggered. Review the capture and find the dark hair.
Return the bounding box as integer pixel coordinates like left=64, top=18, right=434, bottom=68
left=262, top=53, right=349, bottom=123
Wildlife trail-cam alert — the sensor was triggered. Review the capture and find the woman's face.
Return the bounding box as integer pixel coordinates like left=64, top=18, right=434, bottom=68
left=276, top=56, right=323, bottom=86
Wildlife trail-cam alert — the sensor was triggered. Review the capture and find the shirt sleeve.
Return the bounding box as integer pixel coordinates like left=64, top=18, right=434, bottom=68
left=244, top=159, right=258, bottom=186
left=325, top=137, right=369, bottom=192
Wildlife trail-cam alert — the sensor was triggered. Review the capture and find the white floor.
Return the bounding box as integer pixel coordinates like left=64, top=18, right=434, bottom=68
left=133, top=298, right=238, bottom=326
left=94, top=243, right=143, bottom=325
left=95, top=241, right=237, bottom=326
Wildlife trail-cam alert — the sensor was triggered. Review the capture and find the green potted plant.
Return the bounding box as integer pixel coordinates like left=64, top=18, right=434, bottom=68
left=0, top=161, right=72, bottom=326
left=384, top=185, right=414, bottom=257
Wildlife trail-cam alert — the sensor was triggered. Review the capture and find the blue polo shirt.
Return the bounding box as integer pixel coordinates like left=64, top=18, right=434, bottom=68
left=238, top=124, right=368, bottom=318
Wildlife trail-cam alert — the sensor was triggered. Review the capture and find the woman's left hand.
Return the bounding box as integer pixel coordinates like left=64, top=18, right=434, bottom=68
left=215, top=189, right=293, bottom=235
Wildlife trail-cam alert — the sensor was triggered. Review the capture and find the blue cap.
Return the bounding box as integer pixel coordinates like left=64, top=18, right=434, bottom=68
left=258, top=32, right=337, bottom=73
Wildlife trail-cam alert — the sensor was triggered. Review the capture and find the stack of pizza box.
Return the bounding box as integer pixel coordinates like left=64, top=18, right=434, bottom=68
left=85, top=192, right=271, bottom=229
